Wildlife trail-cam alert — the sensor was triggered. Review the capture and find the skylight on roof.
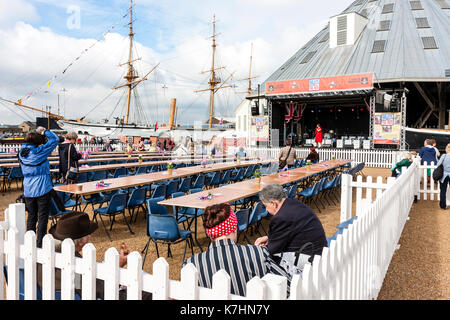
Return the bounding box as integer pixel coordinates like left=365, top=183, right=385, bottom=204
left=410, top=1, right=423, bottom=10
left=436, top=0, right=450, bottom=9
left=371, top=40, right=386, bottom=53
left=382, top=3, right=394, bottom=13
left=300, top=51, right=317, bottom=64
left=378, top=20, right=391, bottom=31
left=422, top=37, right=438, bottom=49
left=416, top=17, right=430, bottom=28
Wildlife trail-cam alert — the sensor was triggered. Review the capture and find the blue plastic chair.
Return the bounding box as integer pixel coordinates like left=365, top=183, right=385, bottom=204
left=128, top=187, right=147, bottom=223
left=191, top=175, right=205, bottom=190
left=298, top=180, right=322, bottom=212
left=235, top=208, right=251, bottom=244
left=165, top=180, right=179, bottom=198
left=75, top=172, right=88, bottom=184
left=6, top=167, right=23, bottom=190
left=93, top=193, right=134, bottom=241
left=89, top=170, right=108, bottom=182
left=219, top=170, right=232, bottom=184
left=2, top=265, right=81, bottom=300
left=205, top=171, right=221, bottom=189
left=146, top=197, right=169, bottom=216
left=178, top=177, right=192, bottom=193
left=150, top=184, right=166, bottom=200
left=142, top=214, right=194, bottom=265
left=55, top=190, right=80, bottom=211
left=109, top=167, right=127, bottom=178
left=286, top=183, right=298, bottom=199
left=336, top=216, right=358, bottom=230
left=135, top=166, right=149, bottom=175
left=230, top=167, right=245, bottom=182
left=248, top=202, right=267, bottom=236
left=48, top=198, right=70, bottom=226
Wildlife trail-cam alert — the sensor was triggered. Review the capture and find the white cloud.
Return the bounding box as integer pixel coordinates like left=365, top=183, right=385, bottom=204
left=0, top=0, right=39, bottom=28
left=0, top=0, right=355, bottom=125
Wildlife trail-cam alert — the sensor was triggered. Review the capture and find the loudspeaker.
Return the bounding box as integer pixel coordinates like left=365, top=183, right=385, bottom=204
left=251, top=101, right=259, bottom=116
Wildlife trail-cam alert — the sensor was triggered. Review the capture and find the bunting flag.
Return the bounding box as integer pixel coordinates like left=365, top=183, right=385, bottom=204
left=18, top=11, right=130, bottom=103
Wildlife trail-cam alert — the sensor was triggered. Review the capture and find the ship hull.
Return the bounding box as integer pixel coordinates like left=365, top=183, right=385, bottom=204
left=405, top=127, right=450, bottom=151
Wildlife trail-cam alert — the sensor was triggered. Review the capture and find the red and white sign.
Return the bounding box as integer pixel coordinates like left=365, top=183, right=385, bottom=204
left=266, top=73, right=373, bottom=96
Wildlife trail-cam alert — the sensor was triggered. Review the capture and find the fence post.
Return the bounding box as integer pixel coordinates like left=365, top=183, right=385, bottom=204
left=180, top=263, right=199, bottom=300
left=246, top=276, right=266, bottom=300
left=23, top=231, right=37, bottom=300
left=340, top=174, right=353, bottom=223
left=81, top=243, right=97, bottom=300
left=0, top=222, right=4, bottom=300
left=41, top=234, right=55, bottom=300
left=211, top=269, right=231, bottom=300
left=61, top=238, right=75, bottom=300
left=153, top=257, right=170, bottom=300
left=104, top=247, right=120, bottom=300
left=6, top=227, right=19, bottom=300
left=7, top=203, right=25, bottom=267
left=127, top=252, right=143, bottom=300
left=261, top=273, right=287, bottom=300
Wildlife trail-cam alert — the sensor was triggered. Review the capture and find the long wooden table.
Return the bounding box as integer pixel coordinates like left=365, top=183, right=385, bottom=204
left=49, top=157, right=259, bottom=174
left=52, top=160, right=269, bottom=197
left=159, top=159, right=351, bottom=210
left=158, top=159, right=350, bottom=250
left=0, top=155, right=258, bottom=168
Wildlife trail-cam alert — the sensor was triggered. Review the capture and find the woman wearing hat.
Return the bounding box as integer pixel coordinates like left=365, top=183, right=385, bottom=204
left=183, top=203, right=291, bottom=297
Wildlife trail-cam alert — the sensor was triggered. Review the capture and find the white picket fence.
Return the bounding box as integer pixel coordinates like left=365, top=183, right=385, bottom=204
left=228, top=147, right=408, bottom=168
left=1, top=159, right=426, bottom=300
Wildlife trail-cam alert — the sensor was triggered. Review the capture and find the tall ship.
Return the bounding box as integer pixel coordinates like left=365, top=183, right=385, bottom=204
left=0, top=1, right=244, bottom=150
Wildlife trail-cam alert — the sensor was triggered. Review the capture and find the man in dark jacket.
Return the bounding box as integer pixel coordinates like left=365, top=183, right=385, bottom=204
left=255, top=184, right=328, bottom=261
left=58, top=132, right=82, bottom=183
left=19, top=127, right=59, bottom=247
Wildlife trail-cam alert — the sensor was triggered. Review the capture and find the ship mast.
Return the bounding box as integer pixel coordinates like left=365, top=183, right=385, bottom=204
left=195, top=15, right=234, bottom=129
left=237, top=43, right=259, bottom=95
left=124, top=0, right=138, bottom=125
left=113, top=0, right=159, bottom=125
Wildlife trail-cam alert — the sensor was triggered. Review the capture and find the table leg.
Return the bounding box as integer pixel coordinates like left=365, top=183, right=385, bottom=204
left=193, top=208, right=203, bottom=252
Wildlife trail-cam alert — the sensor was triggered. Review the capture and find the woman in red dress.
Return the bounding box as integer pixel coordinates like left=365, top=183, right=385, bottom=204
left=315, top=124, right=323, bottom=148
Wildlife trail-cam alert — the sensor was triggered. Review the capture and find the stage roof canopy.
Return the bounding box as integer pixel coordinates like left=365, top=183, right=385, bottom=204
left=261, top=0, right=450, bottom=92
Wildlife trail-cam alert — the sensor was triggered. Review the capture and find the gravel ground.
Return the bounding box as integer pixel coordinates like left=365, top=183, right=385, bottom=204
left=1, top=167, right=448, bottom=300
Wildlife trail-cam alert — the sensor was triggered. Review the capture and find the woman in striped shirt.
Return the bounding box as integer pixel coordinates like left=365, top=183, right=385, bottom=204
left=183, top=203, right=291, bottom=297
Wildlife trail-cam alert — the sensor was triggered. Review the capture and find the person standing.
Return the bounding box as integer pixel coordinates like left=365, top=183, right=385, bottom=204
left=19, top=127, right=59, bottom=248
left=419, top=139, right=437, bottom=186
left=103, top=139, right=114, bottom=152
left=314, top=124, right=323, bottom=148
left=278, top=139, right=296, bottom=169
left=436, top=143, right=450, bottom=210
left=59, top=132, right=82, bottom=184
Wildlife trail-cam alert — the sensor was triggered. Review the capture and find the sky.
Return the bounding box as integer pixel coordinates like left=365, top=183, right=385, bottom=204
left=0, top=0, right=355, bottom=126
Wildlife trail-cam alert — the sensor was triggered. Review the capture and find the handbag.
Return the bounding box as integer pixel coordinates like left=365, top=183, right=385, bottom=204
left=65, top=144, right=78, bottom=182
left=432, top=155, right=445, bottom=181
left=279, top=146, right=292, bottom=169
left=273, top=242, right=314, bottom=276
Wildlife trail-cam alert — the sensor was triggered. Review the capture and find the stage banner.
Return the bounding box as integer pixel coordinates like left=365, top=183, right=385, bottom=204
left=373, top=112, right=402, bottom=145
left=265, top=73, right=373, bottom=96
left=251, top=116, right=269, bottom=142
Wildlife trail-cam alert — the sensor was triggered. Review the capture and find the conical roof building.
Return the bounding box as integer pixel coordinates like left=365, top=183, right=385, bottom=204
left=252, top=0, right=449, bottom=150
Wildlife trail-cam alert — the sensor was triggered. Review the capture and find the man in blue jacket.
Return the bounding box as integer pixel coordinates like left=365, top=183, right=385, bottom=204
left=19, top=127, right=59, bottom=247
